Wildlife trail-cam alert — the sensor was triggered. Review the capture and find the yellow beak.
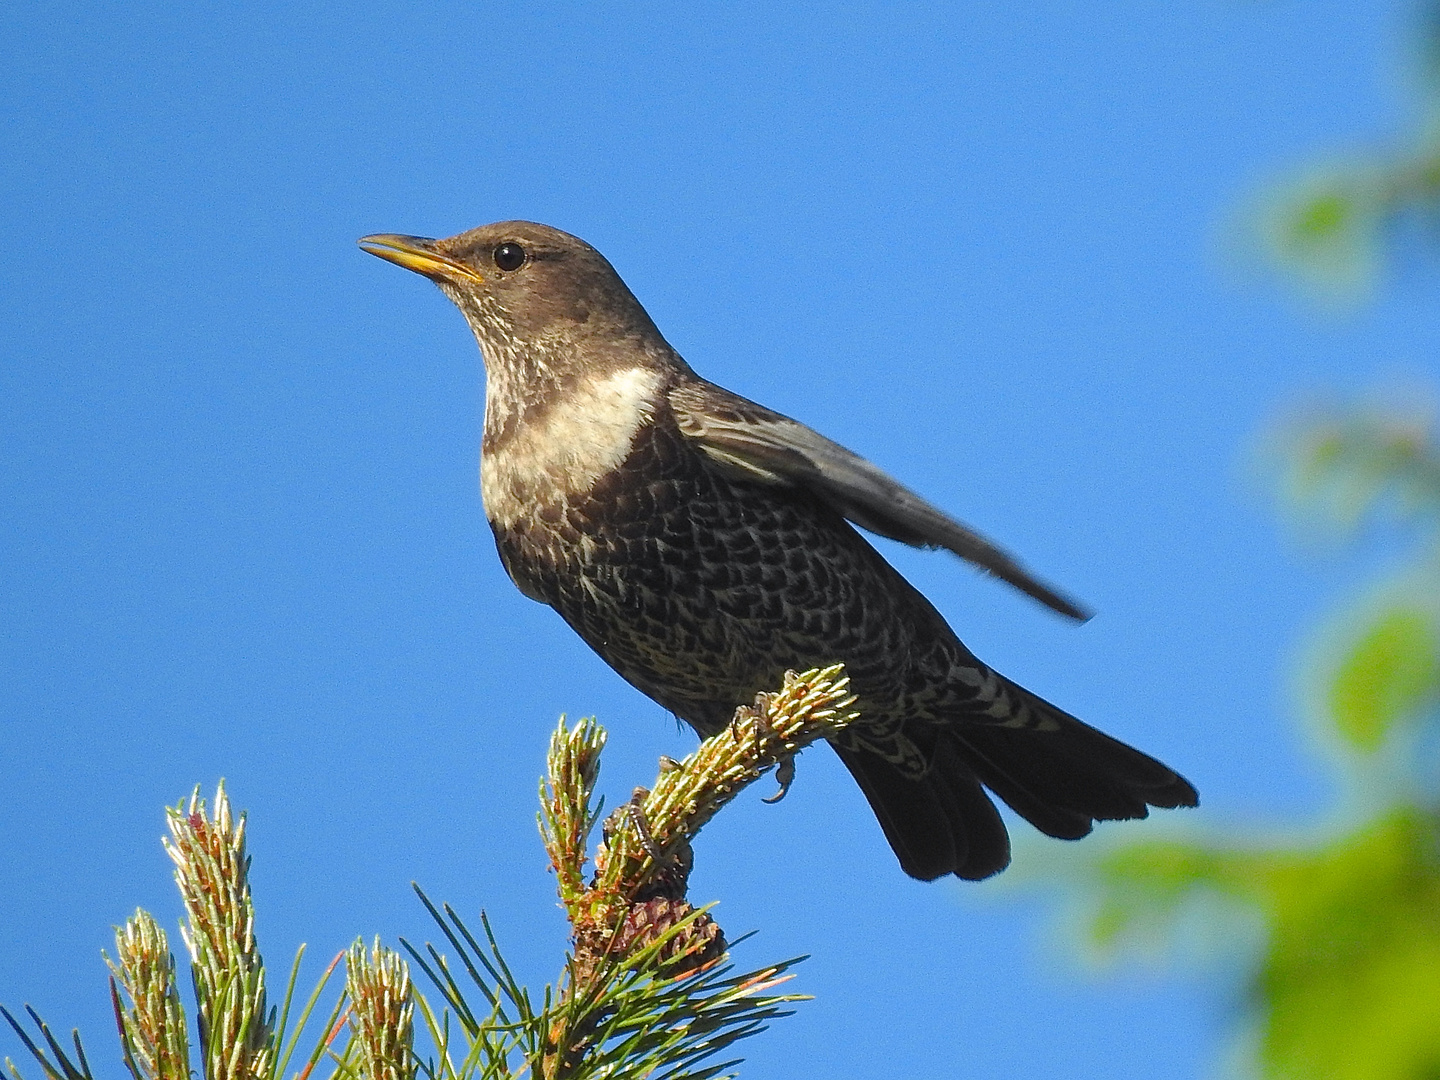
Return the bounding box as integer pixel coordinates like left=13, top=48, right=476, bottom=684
left=357, top=234, right=486, bottom=285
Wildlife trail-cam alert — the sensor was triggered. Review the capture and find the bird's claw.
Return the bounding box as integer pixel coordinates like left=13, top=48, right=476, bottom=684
left=762, top=755, right=796, bottom=804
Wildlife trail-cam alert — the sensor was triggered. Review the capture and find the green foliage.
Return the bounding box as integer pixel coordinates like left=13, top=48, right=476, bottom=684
left=1258, top=6, right=1440, bottom=296
left=4, top=667, right=856, bottom=1080
left=401, top=893, right=802, bottom=1080
left=1281, top=406, right=1440, bottom=531
left=1266, top=175, right=1385, bottom=294
left=1260, top=122, right=1440, bottom=297
left=1329, top=608, right=1439, bottom=751
left=1054, top=406, right=1440, bottom=1080
left=1056, top=13, right=1440, bottom=1061
left=1280, top=404, right=1440, bottom=756
left=1085, top=811, right=1440, bottom=1080
left=1257, top=810, right=1440, bottom=1080
left=343, top=940, right=414, bottom=1080
left=2, top=785, right=345, bottom=1080
left=107, top=911, right=189, bottom=1080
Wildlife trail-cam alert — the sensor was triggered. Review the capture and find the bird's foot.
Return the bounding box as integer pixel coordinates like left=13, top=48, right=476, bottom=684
left=621, top=786, right=695, bottom=899
left=746, top=692, right=776, bottom=751
left=762, top=755, right=796, bottom=804
left=624, top=787, right=666, bottom=862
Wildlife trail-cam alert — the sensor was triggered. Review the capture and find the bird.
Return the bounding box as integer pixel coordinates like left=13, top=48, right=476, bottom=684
left=358, top=221, right=1198, bottom=881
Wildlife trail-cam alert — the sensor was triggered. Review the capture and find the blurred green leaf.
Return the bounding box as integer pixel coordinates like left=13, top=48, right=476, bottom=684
left=1075, top=813, right=1440, bottom=1080
left=1260, top=810, right=1440, bottom=1080
left=1083, top=840, right=1264, bottom=954
left=1280, top=407, right=1440, bottom=531
left=1264, top=177, right=1379, bottom=294
left=1046, top=392, right=1440, bottom=1079
left=1262, top=143, right=1440, bottom=294
left=1289, top=191, right=1353, bottom=242
left=1329, top=608, right=1440, bottom=751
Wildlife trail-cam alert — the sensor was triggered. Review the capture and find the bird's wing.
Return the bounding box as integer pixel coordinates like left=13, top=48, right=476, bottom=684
left=668, top=379, right=1092, bottom=621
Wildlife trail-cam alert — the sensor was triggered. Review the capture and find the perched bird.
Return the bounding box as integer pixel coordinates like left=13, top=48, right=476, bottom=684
left=359, top=221, right=1197, bottom=881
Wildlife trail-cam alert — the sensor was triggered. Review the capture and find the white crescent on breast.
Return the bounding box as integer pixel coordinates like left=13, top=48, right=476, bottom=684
left=480, top=366, right=664, bottom=531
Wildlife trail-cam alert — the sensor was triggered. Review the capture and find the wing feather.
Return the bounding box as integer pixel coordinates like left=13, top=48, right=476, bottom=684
left=669, top=379, right=1091, bottom=621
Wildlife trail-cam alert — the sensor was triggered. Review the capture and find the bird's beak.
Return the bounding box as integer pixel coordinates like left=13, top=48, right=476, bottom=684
left=357, top=234, right=486, bottom=285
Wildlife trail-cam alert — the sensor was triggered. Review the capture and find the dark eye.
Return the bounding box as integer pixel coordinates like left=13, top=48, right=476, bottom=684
left=493, top=243, right=526, bottom=272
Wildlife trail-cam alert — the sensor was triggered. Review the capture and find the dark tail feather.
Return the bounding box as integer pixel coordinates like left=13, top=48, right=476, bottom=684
left=831, top=739, right=1011, bottom=881
left=953, top=683, right=1198, bottom=842
left=830, top=683, right=1197, bottom=882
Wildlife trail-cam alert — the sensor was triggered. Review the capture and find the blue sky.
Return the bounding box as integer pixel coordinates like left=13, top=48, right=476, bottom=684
left=4, top=2, right=1438, bottom=1077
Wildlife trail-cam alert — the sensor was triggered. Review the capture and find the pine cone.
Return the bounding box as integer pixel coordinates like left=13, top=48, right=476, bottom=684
left=615, top=897, right=725, bottom=977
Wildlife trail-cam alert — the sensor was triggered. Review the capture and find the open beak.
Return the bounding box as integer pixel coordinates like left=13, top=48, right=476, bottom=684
left=357, top=234, right=486, bottom=285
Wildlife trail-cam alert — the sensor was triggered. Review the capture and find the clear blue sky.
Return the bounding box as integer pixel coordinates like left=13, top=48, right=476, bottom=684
left=3, top=2, right=1437, bottom=1077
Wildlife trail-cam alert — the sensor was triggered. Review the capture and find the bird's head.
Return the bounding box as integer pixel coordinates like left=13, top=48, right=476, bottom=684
left=358, top=221, right=666, bottom=377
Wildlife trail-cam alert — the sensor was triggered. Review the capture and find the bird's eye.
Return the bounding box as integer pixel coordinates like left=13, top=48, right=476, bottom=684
left=493, top=243, right=526, bottom=272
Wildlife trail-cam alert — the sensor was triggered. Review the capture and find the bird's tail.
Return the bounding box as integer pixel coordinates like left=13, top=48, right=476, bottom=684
left=831, top=681, right=1197, bottom=881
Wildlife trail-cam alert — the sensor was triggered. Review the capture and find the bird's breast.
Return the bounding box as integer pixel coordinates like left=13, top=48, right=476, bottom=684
left=480, top=365, right=664, bottom=531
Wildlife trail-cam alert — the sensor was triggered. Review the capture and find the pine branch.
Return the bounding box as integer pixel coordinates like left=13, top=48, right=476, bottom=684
left=5, top=783, right=341, bottom=1080
left=541, top=664, right=858, bottom=954
left=531, top=664, right=856, bottom=1080
left=106, top=910, right=189, bottom=1080
left=165, top=783, right=276, bottom=1080
left=343, top=941, right=415, bottom=1080
left=5, top=667, right=855, bottom=1080
left=0, top=1004, right=95, bottom=1080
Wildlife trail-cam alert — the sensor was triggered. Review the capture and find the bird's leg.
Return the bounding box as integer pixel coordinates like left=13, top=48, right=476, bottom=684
left=621, top=786, right=698, bottom=900
left=726, top=701, right=775, bottom=785
left=623, top=786, right=667, bottom=864
left=740, top=691, right=797, bottom=803
left=727, top=700, right=764, bottom=759
left=747, top=692, right=775, bottom=755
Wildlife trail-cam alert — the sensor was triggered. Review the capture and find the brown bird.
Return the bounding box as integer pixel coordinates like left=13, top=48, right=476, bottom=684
left=359, top=221, right=1197, bottom=881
